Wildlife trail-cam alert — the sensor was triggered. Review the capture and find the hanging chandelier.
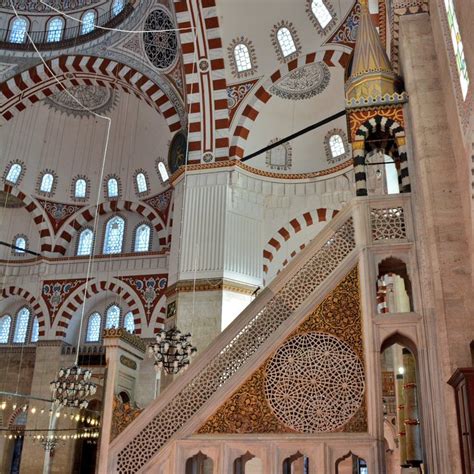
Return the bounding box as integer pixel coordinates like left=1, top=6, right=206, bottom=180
left=50, top=366, right=97, bottom=409
left=148, top=328, right=197, bottom=375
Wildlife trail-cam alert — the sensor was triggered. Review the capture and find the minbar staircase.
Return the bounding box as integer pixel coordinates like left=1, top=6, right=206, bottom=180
left=106, top=195, right=412, bottom=473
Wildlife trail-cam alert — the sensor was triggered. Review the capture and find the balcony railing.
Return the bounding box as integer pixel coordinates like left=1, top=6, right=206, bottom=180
left=0, top=2, right=133, bottom=51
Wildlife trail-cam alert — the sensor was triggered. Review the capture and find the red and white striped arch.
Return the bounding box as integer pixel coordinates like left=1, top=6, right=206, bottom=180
left=0, top=55, right=182, bottom=131
left=53, top=279, right=143, bottom=338
left=0, top=286, right=48, bottom=338
left=230, top=50, right=351, bottom=159
left=174, top=0, right=229, bottom=163
left=263, top=208, right=340, bottom=283
left=53, top=200, right=168, bottom=255
left=1, top=183, right=54, bottom=255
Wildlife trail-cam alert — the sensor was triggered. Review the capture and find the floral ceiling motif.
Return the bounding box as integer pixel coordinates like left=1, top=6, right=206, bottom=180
left=37, top=199, right=85, bottom=233
left=42, top=279, right=86, bottom=323
left=143, top=188, right=172, bottom=224
left=269, top=62, right=331, bottom=100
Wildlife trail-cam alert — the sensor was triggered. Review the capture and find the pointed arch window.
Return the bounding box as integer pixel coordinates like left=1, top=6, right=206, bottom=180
left=123, top=312, right=134, bottom=333
left=40, top=173, right=54, bottom=193
left=74, top=178, right=87, bottom=199
left=9, top=17, right=28, bottom=43
left=107, top=178, right=119, bottom=198
left=5, top=163, right=22, bottom=184
left=13, top=235, right=27, bottom=255
left=0, top=315, right=11, bottom=343
left=329, top=134, right=345, bottom=158
left=103, top=216, right=125, bottom=254
left=136, top=172, right=148, bottom=194
left=47, top=17, right=64, bottom=42
left=277, top=27, right=297, bottom=58
left=86, top=312, right=101, bottom=342
left=31, top=317, right=39, bottom=343
left=13, top=307, right=30, bottom=343
left=77, top=228, right=94, bottom=256
left=234, top=43, right=252, bottom=72
left=81, top=10, right=96, bottom=35
left=105, top=305, right=120, bottom=329
left=157, top=162, right=169, bottom=182
left=112, top=0, right=124, bottom=16
left=310, top=0, right=333, bottom=29
left=134, top=224, right=151, bottom=252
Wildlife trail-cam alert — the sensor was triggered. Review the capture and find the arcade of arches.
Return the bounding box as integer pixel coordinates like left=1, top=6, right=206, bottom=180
left=0, top=0, right=473, bottom=473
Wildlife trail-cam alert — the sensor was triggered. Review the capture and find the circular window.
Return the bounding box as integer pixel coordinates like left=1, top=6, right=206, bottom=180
left=143, top=8, right=178, bottom=71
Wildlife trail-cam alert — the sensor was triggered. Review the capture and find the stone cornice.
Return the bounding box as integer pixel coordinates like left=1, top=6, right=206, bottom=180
left=166, top=278, right=258, bottom=297
left=102, top=328, right=146, bottom=353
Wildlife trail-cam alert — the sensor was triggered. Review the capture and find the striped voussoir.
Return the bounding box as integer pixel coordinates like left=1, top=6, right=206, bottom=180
left=230, top=50, right=350, bottom=159
left=1, top=286, right=47, bottom=337
left=53, top=200, right=168, bottom=255
left=262, top=208, right=339, bottom=276
left=174, top=0, right=229, bottom=162
left=1, top=184, right=53, bottom=255
left=54, top=279, right=141, bottom=338
left=353, top=115, right=409, bottom=196
left=152, top=301, right=167, bottom=334
left=0, top=56, right=181, bottom=131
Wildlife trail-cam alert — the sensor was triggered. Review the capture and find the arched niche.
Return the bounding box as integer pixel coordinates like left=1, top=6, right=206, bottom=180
left=376, top=257, right=413, bottom=314
left=185, top=451, right=214, bottom=474
left=282, top=451, right=309, bottom=474
left=335, top=451, right=368, bottom=474
left=234, top=451, right=263, bottom=474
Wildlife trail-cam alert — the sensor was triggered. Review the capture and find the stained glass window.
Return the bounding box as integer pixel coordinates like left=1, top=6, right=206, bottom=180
left=14, top=236, right=26, bottom=254
left=112, top=0, right=124, bottom=16
left=105, top=305, right=120, bottom=329
left=277, top=27, right=297, bottom=57
left=86, top=312, right=101, bottom=342
left=311, top=0, right=332, bottom=29
left=9, top=17, right=27, bottom=43
left=107, top=178, right=119, bottom=198
left=103, top=216, right=125, bottom=254
left=134, top=224, right=151, bottom=252
left=31, top=317, right=39, bottom=343
left=40, top=173, right=54, bottom=193
left=136, top=173, right=148, bottom=193
left=77, top=228, right=94, bottom=256
left=6, top=163, right=22, bottom=183
left=47, top=17, right=64, bottom=42
left=124, top=312, right=134, bottom=333
left=329, top=134, right=345, bottom=157
left=444, top=0, right=469, bottom=99
left=234, top=44, right=252, bottom=72
left=75, top=178, right=87, bottom=198
left=13, top=307, right=30, bottom=343
left=158, top=162, right=169, bottom=182
left=81, top=10, right=96, bottom=34
left=0, top=315, right=11, bottom=343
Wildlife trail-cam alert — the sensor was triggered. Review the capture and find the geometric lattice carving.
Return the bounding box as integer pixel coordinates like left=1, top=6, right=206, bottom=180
left=116, top=219, right=355, bottom=472
left=371, top=207, right=406, bottom=241
left=265, top=332, right=365, bottom=433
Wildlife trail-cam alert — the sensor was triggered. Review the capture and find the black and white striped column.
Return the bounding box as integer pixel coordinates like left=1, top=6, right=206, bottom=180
left=396, top=134, right=410, bottom=192
left=353, top=139, right=367, bottom=196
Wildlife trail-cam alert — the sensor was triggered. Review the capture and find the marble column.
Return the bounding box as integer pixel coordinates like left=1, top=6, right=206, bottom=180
left=396, top=373, right=408, bottom=466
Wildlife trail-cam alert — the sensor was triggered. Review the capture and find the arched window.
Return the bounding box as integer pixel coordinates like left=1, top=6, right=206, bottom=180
left=5, top=163, right=22, bottom=184
left=31, top=317, right=39, bottom=343
left=81, top=10, right=96, bottom=35
left=234, top=43, right=252, bottom=72
left=75, top=178, right=87, bottom=198
left=329, top=134, right=345, bottom=158
left=103, top=216, right=125, bottom=254
left=123, top=312, right=134, bottom=333
left=311, top=0, right=333, bottom=29
left=107, top=178, right=119, bottom=198
left=383, top=155, right=400, bottom=195
left=136, top=172, right=148, bottom=194
left=40, top=173, right=54, bottom=193
left=86, top=312, right=101, bottom=342
left=47, top=17, right=64, bottom=42
left=134, top=224, right=151, bottom=252
left=157, top=162, right=169, bottom=182
left=112, top=0, right=124, bottom=16
left=277, top=27, right=297, bottom=58
left=0, top=315, right=11, bottom=343
left=14, top=235, right=27, bottom=254
left=77, top=228, right=94, bottom=256
left=13, top=307, right=30, bottom=343
left=9, top=17, right=28, bottom=43
left=105, top=305, right=120, bottom=329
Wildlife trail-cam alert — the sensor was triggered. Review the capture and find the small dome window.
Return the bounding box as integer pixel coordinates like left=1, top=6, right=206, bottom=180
left=5, top=163, right=22, bottom=184
left=9, top=17, right=28, bottom=43
left=81, top=10, right=96, bottom=34
left=47, top=17, right=64, bottom=42
left=311, top=0, right=333, bottom=29
left=277, top=27, right=297, bottom=58
left=234, top=43, right=252, bottom=72
left=40, top=173, right=54, bottom=193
